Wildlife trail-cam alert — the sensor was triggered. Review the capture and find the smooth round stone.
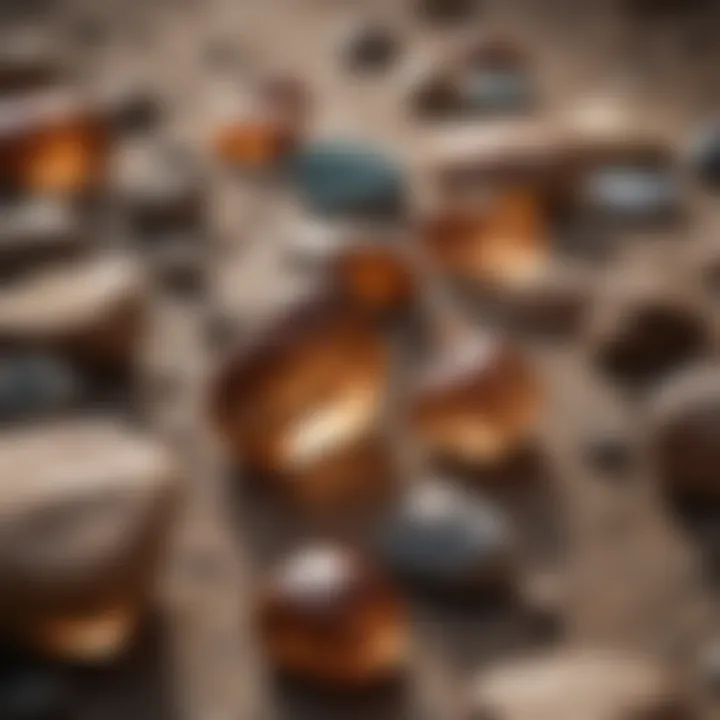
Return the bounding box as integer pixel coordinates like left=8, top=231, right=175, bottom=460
left=342, top=23, right=398, bottom=72
left=375, top=481, right=515, bottom=593
left=0, top=652, right=72, bottom=719
left=460, top=69, right=533, bottom=115
left=688, top=124, right=720, bottom=188
left=583, top=166, right=679, bottom=219
left=288, top=141, right=405, bottom=217
left=0, top=353, right=77, bottom=422
left=469, top=649, right=686, bottom=720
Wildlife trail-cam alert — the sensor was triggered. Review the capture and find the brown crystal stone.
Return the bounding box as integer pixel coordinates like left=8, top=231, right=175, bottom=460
left=211, top=297, right=393, bottom=512
left=330, top=243, right=416, bottom=315
left=409, top=336, right=541, bottom=468
left=0, top=420, right=178, bottom=662
left=649, top=364, right=720, bottom=500
left=257, top=545, right=407, bottom=686
left=0, top=92, right=111, bottom=197
left=421, top=190, right=549, bottom=289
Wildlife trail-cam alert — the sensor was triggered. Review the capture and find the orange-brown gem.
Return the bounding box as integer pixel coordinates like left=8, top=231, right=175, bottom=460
left=410, top=337, right=541, bottom=467
left=332, top=245, right=415, bottom=314
left=422, top=191, right=548, bottom=288
left=1, top=95, right=110, bottom=197
left=213, top=118, right=296, bottom=167
left=211, top=298, right=393, bottom=511
left=257, top=545, right=407, bottom=686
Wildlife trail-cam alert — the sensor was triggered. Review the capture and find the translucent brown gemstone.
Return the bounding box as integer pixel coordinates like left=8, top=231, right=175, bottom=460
left=422, top=191, right=549, bottom=289
left=0, top=93, right=111, bottom=197
left=211, top=297, right=393, bottom=511
left=409, top=337, right=541, bottom=467
left=257, top=545, right=407, bottom=686
left=330, top=244, right=415, bottom=314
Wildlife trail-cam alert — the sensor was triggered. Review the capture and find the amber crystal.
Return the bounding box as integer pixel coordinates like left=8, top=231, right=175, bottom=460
left=331, top=244, right=415, bottom=315
left=422, top=191, right=549, bottom=289
left=211, top=298, right=393, bottom=511
left=410, top=336, right=541, bottom=467
left=1, top=93, right=110, bottom=196
left=257, top=545, right=407, bottom=686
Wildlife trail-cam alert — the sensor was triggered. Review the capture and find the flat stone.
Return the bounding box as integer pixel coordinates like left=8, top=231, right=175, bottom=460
left=375, top=480, right=516, bottom=593
left=0, top=419, right=177, bottom=662
left=0, top=255, right=148, bottom=368
left=469, top=649, right=686, bottom=720
left=289, top=140, right=405, bottom=218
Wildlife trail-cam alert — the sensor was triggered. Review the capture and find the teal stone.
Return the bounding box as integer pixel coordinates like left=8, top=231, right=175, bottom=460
left=288, top=141, right=405, bottom=217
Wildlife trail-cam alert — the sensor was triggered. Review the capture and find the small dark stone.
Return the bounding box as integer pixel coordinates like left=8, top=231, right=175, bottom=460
left=289, top=140, right=405, bottom=218
left=105, top=88, right=161, bottom=135
left=688, top=124, right=720, bottom=189
left=0, top=651, right=72, bottom=719
left=416, top=0, right=480, bottom=23
left=596, top=304, right=709, bottom=388
left=586, top=436, right=633, bottom=475
left=343, top=24, right=398, bottom=72
left=407, top=73, right=460, bottom=119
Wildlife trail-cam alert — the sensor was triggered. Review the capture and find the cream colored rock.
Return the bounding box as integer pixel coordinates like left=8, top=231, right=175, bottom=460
left=469, top=649, right=687, bottom=720
left=0, top=419, right=178, bottom=662
left=0, top=254, right=148, bottom=367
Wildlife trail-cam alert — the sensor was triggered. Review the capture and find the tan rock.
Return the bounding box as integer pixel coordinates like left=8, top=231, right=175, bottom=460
left=0, top=419, right=178, bottom=662
left=0, top=254, right=148, bottom=367
left=469, top=649, right=688, bottom=720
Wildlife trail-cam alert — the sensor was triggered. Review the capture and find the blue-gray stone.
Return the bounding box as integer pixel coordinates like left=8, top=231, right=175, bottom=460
left=0, top=353, right=77, bottom=422
left=584, top=166, right=679, bottom=218
left=375, top=481, right=515, bottom=591
left=461, top=68, right=533, bottom=114
left=288, top=141, right=405, bottom=217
